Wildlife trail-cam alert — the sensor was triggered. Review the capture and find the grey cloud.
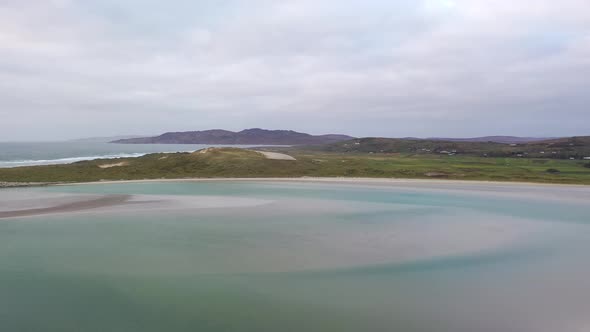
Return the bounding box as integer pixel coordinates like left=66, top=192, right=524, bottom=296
left=0, top=0, right=589, bottom=140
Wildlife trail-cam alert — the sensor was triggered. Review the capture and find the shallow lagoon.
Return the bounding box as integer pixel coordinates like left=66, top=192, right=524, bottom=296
left=1, top=180, right=589, bottom=332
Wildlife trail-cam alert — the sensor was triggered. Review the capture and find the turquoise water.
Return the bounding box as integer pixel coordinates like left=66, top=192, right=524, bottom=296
left=1, top=181, right=589, bottom=331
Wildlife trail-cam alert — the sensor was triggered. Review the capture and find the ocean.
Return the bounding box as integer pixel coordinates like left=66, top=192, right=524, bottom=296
left=1, top=180, right=589, bottom=332
left=0, top=142, right=269, bottom=168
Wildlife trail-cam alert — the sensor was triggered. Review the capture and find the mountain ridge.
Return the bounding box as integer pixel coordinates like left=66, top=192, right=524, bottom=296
left=112, top=128, right=355, bottom=145
left=112, top=129, right=564, bottom=145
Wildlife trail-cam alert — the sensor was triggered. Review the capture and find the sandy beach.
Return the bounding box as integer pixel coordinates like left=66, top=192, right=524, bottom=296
left=58, top=176, right=590, bottom=188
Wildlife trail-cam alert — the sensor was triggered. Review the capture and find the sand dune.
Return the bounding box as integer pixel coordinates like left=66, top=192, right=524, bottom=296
left=255, top=151, right=296, bottom=160
left=98, top=162, right=129, bottom=168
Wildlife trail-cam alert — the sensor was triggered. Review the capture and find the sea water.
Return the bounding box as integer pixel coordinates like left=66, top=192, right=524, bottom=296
left=0, top=181, right=589, bottom=331
left=0, top=142, right=272, bottom=167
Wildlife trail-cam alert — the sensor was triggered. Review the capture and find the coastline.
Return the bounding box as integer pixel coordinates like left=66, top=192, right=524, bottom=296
left=59, top=177, right=590, bottom=188
left=2, top=176, right=590, bottom=189
left=0, top=181, right=64, bottom=188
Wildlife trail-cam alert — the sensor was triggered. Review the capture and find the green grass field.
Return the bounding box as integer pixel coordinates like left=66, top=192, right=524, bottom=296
left=1, top=148, right=589, bottom=185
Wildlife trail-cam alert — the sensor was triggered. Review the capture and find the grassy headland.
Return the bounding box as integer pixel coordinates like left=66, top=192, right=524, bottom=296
left=313, top=136, right=590, bottom=159
left=1, top=147, right=589, bottom=186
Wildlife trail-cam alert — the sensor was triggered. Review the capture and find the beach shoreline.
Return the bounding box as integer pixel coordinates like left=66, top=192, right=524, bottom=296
left=0, top=181, right=63, bottom=188
left=57, top=176, right=590, bottom=188
left=2, top=176, right=590, bottom=189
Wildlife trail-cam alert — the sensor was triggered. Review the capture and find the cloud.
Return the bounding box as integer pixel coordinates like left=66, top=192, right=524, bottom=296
left=0, top=0, right=589, bottom=140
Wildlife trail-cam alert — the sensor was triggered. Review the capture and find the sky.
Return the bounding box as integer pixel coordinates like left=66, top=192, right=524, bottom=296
left=1, top=0, right=589, bottom=141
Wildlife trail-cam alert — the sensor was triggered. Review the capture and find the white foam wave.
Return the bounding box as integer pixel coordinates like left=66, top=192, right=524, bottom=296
left=0, top=153, right=151, bottom=168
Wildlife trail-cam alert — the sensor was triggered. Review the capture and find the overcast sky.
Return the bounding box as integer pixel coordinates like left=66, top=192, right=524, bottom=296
left=1, top=0, right=589, bottom=140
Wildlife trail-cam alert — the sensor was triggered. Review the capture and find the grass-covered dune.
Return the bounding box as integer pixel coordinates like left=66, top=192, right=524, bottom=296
left=1, top=148, right=590, bottom=185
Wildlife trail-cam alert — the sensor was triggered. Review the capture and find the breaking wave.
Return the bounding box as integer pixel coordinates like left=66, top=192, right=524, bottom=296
left=0, top=153, right=151, bottom=168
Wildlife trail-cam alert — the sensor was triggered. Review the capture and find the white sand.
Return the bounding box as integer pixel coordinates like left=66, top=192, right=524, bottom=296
left=255, top=151, right=296, bottom=160
left=64, top=176, right=589, bottom=187
left=98, top=162, right=129, bottom=168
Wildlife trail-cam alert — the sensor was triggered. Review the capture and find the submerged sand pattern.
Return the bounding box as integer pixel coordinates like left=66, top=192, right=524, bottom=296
left=0, top=180, right=589, bottom=332
left=0, top=194, right=132, bottom=219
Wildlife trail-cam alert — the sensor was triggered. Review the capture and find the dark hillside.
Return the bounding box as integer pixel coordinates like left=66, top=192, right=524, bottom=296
left=113, top=129, right=354, bottom=145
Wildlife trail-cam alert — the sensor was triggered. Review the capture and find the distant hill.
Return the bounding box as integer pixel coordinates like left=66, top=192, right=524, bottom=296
left=112, top=129, right=354, bottom=145
left=426, top=136, right=555, bottom=144
left=314, top=136, right=590, bottom=159
left=71, top=135, right=146, bottom=143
